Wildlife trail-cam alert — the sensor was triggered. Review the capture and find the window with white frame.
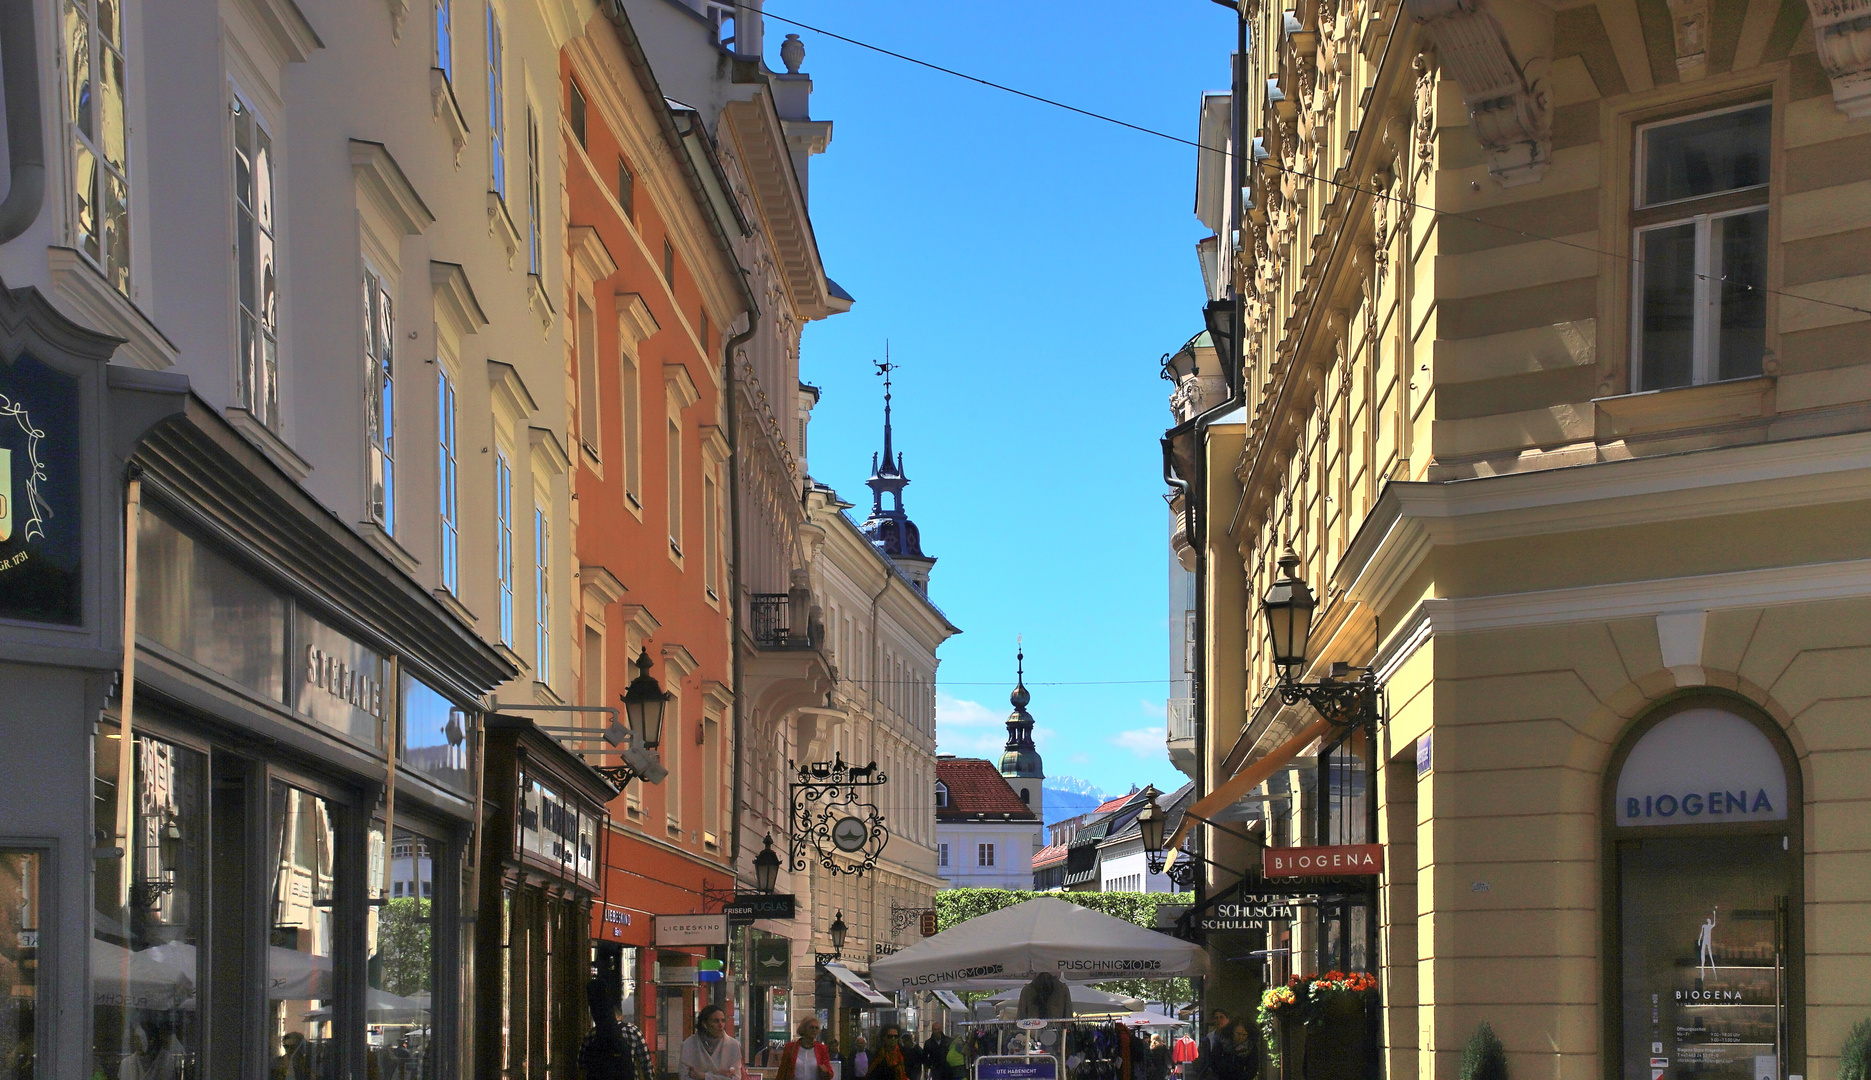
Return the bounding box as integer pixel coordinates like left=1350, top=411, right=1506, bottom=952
left=577, top=299, right=599, bottom=457
left=621, top=348, right=641, bottom=505
left=934, top=783, right=947, bottom=809
left=66, top=0, right=132, bottom=294
left=438, top=369, right=459, bottom=593
left=363, top=269, right=396, bottom=533
left=977, top=843, right=994, bottom=868
left=526, top=107, right=542, bottom=276
left=435, top=0, right=453, bottom=81
left=1632, top=101, right=1771, bottom=392
left=702, top=473, right=719, bottom=600
left=702, top=713, right=720, bottom=845
left=534, top=507, right=550, bottom=682
left=231, top=96, right=279, bottom=430
left=496, top=451, right=514, bottom=646
left=666, top=420, right=682, bottom=557
left=486, top=7, right=506, bottom=199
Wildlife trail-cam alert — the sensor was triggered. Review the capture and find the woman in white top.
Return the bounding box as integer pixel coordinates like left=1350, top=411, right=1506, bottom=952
left=680, top=1005, right=743, bottom=1080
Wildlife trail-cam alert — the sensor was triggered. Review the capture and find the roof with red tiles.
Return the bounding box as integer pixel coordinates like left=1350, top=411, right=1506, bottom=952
left=1031, top=843, right=1067, bottom=867
left=936, top=757, right=1039, bottom=821
left=1094, top=789, right=1141, bottom=813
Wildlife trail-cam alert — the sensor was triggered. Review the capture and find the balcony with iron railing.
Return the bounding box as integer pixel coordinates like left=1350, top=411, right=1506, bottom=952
left=749, top=593, right=816, bottom=650
left=1166, top=697, right=1197, bottom=780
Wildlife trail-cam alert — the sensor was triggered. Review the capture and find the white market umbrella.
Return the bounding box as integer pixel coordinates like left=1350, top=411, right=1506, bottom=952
left=301, top=987, right=432, bottom=1023
left=868, top=899, right=1208, bottom=992
left=983, top=985, right=1146, bottom=1016
left=90, top=938, right=196, bottom=1011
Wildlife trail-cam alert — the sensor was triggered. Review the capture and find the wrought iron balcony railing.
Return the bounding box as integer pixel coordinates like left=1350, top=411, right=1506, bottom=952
left=1167, top=697, right=1196, bottom=742
left=750, top=593, right=814, bottom=650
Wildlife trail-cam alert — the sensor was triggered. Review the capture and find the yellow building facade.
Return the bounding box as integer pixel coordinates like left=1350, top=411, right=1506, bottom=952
left=1165, top=2, right=1871, bottom=1080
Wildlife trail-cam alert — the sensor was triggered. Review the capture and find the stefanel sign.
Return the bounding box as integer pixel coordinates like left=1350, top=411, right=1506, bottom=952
left=1264, top=844, right=1383, bottom=878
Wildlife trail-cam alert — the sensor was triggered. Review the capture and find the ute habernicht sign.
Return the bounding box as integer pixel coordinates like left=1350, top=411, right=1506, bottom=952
left=1264, top=844, right=1383, bottom=878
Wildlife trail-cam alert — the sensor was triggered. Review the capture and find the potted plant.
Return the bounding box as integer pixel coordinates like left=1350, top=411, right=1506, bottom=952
left=1258, top=976, right=1309, bottom=1073
left=1301, top=972, right=1377, bottom=1080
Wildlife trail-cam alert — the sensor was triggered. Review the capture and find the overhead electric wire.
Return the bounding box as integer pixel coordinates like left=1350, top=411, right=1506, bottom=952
left=759, top=8, right=1871, bottom=319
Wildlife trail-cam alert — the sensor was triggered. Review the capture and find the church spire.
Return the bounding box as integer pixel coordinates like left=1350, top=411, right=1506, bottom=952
left=861, top=345, right=936, bottom=591
left=1000, top=640, right=1043, bottom=780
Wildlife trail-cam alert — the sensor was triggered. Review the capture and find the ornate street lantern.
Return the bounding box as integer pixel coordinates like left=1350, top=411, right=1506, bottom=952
left=753, top=835, right=781, bottom=894
left=622, top=649, right=671, bottom=749
left=829, top=912, right=847, bottom=953
left=1261, top=550, right=1317, bottom=677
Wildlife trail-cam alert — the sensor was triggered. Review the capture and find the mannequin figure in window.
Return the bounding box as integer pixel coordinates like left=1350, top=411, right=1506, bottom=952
left=1017, top=973, right=1071, bottom=1019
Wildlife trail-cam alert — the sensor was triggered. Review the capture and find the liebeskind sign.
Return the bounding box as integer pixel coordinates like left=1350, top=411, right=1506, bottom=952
left=1263, top=844, right=1383, bottom=878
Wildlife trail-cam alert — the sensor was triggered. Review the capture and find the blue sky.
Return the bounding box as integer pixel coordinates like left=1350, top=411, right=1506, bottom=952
left=778, top=1, right=1231, bottom=796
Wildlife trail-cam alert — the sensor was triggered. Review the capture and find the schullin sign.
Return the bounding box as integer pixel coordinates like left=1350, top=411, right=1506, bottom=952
left=1264, top=844, right=1383, bottom=878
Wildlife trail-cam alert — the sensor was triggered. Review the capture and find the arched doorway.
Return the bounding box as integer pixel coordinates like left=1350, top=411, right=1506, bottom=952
left=1604, top=699, right=1804, bottom=1080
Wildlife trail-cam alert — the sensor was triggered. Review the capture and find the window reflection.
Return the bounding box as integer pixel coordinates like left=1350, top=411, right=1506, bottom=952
left=268, top=783, right=337, bottom=1080
left=367, top=824, right=435, bottom=1080
left=92, top=734, right=203, bottom=1080
left=402, top=674, right=469, bottom=793
left=0, top=853, right=39, bottom=1080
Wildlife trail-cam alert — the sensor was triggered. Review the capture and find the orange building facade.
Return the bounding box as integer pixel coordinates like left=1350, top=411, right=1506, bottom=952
left=560, top=6, right=751, bottom=1069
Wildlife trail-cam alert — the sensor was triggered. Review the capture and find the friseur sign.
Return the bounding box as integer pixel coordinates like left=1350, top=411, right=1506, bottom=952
left=723, top=893, right=796, bottom=922
left=1264, top=844, right=1383, bottom=878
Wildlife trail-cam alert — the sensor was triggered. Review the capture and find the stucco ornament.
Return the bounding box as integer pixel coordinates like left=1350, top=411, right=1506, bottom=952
left=1404, top=0, right=1550, bottom=187
left=1805, top=0, right=1871, bottom=117
left=780, top=33, right=806, bottom=75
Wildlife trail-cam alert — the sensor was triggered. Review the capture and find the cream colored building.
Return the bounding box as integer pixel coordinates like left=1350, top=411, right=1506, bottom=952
left=1163, top=4, right=1871, bottom=1080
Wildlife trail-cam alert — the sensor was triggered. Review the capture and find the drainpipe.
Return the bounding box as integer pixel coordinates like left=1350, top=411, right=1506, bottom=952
left=725, top=299, right=758, bottom=881
left=0, top=0, right=45, bottom=244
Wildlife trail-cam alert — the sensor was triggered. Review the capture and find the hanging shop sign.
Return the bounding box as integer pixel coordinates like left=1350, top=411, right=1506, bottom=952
left=921, top=911, right=938, bottom=937
left=874, top=941, right=902, bottom=957
left=789, top=756, right=890, bottom=877
left=1264, top=844, right=1383, bottom=878
left=1614, top=709, right=1788, bottom=827
left=753, top=938, right=792, bottom=985
left=724, top=893, right=797, bottom=922
left=0, top=351, right=81, bottom=625
left=655, top=913, right=728, bottom=945
left=1200, top=902, right=1298, bottom=930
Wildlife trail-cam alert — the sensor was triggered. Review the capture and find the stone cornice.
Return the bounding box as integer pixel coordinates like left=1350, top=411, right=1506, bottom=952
left=721, top=97, right=833, bottom=320
left=1403, top=0, right=1551, bottom=187
left=1335, top=430, right=1871, bottom=617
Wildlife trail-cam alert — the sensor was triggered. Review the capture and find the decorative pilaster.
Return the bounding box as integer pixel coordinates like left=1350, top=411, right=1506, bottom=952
left=1404, top=0, right=1551, bottom=187
left=1806, top=0, right=1871, bottom=118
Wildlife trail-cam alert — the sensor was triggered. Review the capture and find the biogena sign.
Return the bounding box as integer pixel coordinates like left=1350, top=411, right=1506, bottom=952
left=1614, top=708, right=1787, bottom=827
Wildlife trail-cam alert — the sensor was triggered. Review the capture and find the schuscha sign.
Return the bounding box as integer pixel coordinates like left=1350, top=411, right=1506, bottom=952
left=1264, top=844, right=1383, bottom=878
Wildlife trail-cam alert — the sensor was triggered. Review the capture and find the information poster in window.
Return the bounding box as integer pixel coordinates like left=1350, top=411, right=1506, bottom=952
left=1620, top=835, right=1786, bottom=1080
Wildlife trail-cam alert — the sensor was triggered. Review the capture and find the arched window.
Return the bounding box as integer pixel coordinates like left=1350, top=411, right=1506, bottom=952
left=1605, top=700, right=1803, bottom=1080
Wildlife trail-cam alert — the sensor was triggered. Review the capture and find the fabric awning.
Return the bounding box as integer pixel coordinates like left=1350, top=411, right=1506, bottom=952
left=824, top=962, right=893, bottom=1007
left=1163, top=717, right=1330, bottom=868
left=868, top=898, right=1209, bottom=991
left=932, top=990, right=968, bottom=1012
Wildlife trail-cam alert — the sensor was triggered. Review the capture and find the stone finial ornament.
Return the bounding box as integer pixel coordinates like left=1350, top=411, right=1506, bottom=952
left=781, top=33, right=805, bottom=74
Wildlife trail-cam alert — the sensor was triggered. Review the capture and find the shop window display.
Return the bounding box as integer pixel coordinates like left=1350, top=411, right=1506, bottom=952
left=1611, top=706, right=1800, bottom=1080
left=91, top=734, right=204, bottom=1080
left=368, top=824, right=436, bottom=1080
left=268, top=783, right=339, bottom=1080
left=0, top=853, right=39, bottom=1080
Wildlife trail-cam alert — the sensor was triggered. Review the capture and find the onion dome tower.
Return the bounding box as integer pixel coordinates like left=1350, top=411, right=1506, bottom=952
left=999, top=646, right=1045, bottom=814
left=861, top=355, right=936, bottom=592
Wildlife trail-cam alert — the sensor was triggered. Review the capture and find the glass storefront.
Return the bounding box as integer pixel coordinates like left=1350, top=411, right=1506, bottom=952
left=1612, top=705, right=1801, bottom=1080
left=1619, top=836, right=1788, bottom=1080
left=0, top=853, right=40, bottom=1080
left=368, top=825, right=438, bottom=1080
left=92, top=731, right=205, bottom=1080
left=269, top=782, right=339, bottom=1080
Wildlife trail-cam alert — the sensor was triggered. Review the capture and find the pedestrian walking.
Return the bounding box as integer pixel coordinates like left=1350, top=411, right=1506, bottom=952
left=581, top=979, right=654, bottom=1080
left=866, top=1025, right=910, bottom=1080
left=680, top=1005, right=743, bottom=1080
left=775, top=1017, right=833, bottom=1080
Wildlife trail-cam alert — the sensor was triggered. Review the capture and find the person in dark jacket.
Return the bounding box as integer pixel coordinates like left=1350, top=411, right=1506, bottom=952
left=920, top=1021, right=965, bottom=1080
left=867, top=1026, right=911, bottom=1080
left=582, top=979, right=653, bottom=1080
